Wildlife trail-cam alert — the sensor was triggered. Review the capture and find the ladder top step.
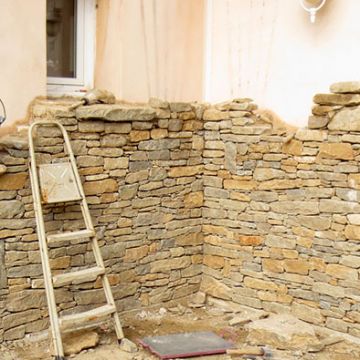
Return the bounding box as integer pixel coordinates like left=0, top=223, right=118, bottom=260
left=47, top=229, right=95, bottom=243
left=53, top=266, right=105, bottom=287
left=38, top=163, right=82, bottom=204
left=59, top=304, right=116, bottom=330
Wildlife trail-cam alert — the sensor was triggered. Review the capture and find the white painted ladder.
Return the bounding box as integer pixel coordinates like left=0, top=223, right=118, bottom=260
left=28, top=121, right=124, bottom=360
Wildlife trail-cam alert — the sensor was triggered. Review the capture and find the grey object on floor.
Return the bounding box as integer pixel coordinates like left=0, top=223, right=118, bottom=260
left=139, top=331, right=233, bottom=359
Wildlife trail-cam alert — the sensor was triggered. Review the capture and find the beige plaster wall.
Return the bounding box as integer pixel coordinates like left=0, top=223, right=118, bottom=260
left=205, top=0, right=360, bottom=127
left=95, top=0, right=205, bottom=102
left=0, top=0, right=46, bottom=126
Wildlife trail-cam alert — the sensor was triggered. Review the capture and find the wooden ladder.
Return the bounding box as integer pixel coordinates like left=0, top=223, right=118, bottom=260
left=28, top=121, right=124, bottom=360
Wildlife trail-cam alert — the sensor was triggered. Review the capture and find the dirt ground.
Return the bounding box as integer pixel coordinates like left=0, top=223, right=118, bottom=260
left=2, top=300, right=360, bottom=360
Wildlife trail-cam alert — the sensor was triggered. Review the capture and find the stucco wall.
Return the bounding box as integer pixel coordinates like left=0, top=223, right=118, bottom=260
left=205, top=0, right=360, bottom=127
left=95, top=0, right=205, bottom=102
left=0, top=0, right=46, bottom=125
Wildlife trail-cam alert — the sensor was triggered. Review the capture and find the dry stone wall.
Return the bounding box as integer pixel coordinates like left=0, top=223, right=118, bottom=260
left=0, top=98, right=204, bottom=342
left=201, top=82, right=360, bottom=338
left=2, top=81, right=360, bottom=342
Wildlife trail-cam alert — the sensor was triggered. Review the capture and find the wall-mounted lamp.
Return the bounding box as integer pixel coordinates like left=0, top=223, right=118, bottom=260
left=0, top=98, right=6, bottom=126
left=299, top=0, right=327, bottom=23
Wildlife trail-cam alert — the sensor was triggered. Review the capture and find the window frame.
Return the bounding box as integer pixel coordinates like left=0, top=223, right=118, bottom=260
left=47, top=0, right=96, bottom=95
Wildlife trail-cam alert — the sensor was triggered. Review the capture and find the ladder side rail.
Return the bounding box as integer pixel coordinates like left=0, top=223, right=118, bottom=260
left=30, top=121, right=124, bottom=341
left=28, top=123, right=65, bottom=358
left=60, top=123, right=124, bottom=340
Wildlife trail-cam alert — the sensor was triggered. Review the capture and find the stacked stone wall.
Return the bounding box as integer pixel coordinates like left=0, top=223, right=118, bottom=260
left=0, top=98, right=204, bottom=342
left=201, top=83, right=360, bottom=337
left=2, top=82, right=360, bottom=342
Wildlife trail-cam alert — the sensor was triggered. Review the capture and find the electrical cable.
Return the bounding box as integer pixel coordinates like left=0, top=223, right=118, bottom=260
left=0, top=97, right=6, bottom=125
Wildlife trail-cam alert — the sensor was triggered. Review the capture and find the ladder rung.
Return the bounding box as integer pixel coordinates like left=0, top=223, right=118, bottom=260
left=53, top=266, right=105, bottom=287
left=59, top=304, right=116, bottom=330
left=47, top=229, right=95, bottom=243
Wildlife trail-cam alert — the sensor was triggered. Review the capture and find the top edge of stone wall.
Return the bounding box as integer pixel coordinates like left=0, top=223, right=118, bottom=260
left=310, top=81, right=360, bottom=131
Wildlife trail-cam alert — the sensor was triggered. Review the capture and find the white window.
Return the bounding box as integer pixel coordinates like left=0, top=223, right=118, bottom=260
left=46, top=0, right=95, bottom=95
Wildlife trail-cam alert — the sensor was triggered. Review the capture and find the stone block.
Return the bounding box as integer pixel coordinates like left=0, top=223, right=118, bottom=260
left=308, top=116, right=329, bottom=129
left=329, top=107, right=360, bottom=131
left=282, top=139, right=303, bottom=155
left=318, top=143, right=354, bottom=160
left=203, top=109, right=229, bottom=121
left=83, top=179, right=118, bottom=195
left=295, top=129, right=327, bottom=142
left=344, top=225, right=360, bottom=240
left=246, top=314, right=319, bottom=350
left=330, top=81, right=360, bottom=94
left=76, top=104, right=156, bottom=121
left=200, top=275, right=232, bottom=300
left=312, top=282, right=345, bottom=298
left=169, top=165, right=202, bottom=178
left=283, top=259, right=310, bottom=275
left=184, top=191, right=203, bottom=208
left=0, top=173, right=27, bottom=190
left=326, top=264, right=358, bottom=280
left=313, top=93, right=360, bottom=106
left=291, top=302, right=324, bottom=325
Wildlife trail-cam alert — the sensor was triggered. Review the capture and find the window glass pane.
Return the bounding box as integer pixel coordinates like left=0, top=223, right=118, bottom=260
left=47, top=0, right=77, bottom=78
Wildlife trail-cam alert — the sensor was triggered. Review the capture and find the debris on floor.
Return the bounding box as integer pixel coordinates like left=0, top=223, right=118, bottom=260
left=63, top=330, right=100, bottom=356
left=245, top=314, right=321, bottom=350
left=2, top=302, right=360, bottom=360
left=139, top=331, right=233, bottom=359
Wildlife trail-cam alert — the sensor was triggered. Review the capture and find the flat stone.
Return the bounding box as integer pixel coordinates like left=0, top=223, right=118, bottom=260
left=119, top=338, right=138, bottom=353
left=0, top=173, right=27, bottom=190
left=271, top=201, right=319, bottom=215
left=63, top=330, right=100, bottom=355
left=340, top=255, right=360, bottom=268
left=169, top=165, right=202, bottom=178
left=149, top=97, right=169, bottom=109
left=282, top=139, right=303, bottom=156
left=0, top=135, right=29, bottom=150
left=319, top=199, right=360, bottom=213
left=345, top=225, right=360, bottom=240
left=318, top=143, right=354, bottom=160
left=313, top=93, right=360, bottom=106
left=0, top=164, right=7, bottom=175
left=150, top=256, right=191, bottom=273
left=294, top=215, right=331, bottom=230
left=328, top=107, right=360, bottom=131
left=295, top=129, right=327, bottom=142
left=312, top=282, right=345, bottom=298
left=83, top=179, right=118, bottom=195
left=6, top=290, right=47, bottom=312
left=326, top=264, right=358, bottom=280
left=0, top=200, right=24, bottom=218
left=100, top=134, right=127, bottom=147
left=203, top=109, right=229, bottom=121
left=246, top=314, right=319, bottom=350
left=169, top=102, right=192, bottom=112
left=253, top=168, right=285, bottom=181
left=200, top=275, right=232, bottom=300
left=308, top=116, right=329, bottom=129
left=188, top=291, right=206, bottom=308
left=291, top=303, right=324, bottom=325
left=265, top=235, right=296, bottom=249
left=76, top=104, right=156, bottom=121
left=330, top=81, right=360, bottom=94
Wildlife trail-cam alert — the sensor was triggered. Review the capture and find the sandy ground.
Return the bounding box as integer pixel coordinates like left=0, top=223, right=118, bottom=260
left=2, top=301, right=360, bottom=360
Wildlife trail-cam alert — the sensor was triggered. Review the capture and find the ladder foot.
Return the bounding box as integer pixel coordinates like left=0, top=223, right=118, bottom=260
left=54, top=356, right=67, bottom=360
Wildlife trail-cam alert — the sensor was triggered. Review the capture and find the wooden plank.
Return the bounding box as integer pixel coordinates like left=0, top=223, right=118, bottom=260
left=52, top=266, right=105, bottom=287
left=59, top=304, right=116, bottom=330
left=47, top=229, right=94, bottom=243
